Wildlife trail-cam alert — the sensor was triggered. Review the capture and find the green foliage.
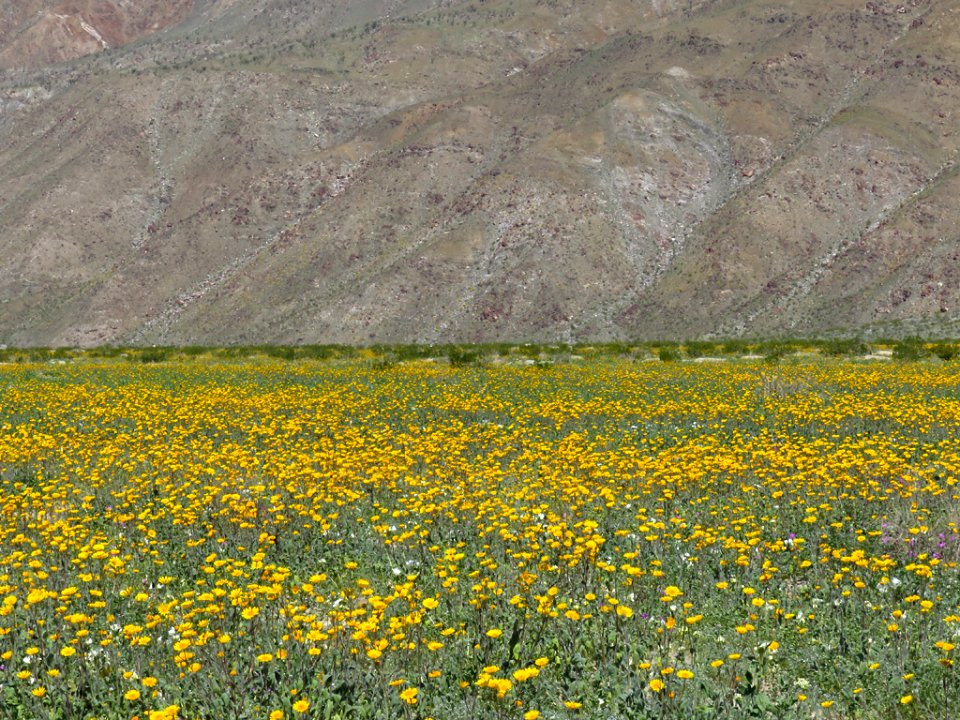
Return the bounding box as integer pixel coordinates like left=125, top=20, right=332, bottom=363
left=213, top=346, right=249, bottom=359
left=931, top=343, right=958, bottom=361
left=598, top=342, right=634, bottom=357
left=371, top=354, right=397, bottom=370
left=759, top=342, right=791, bottom=363
left=820, top=338, right=871, bottom=357
left=684, top=341, right=716, bottom=359
left=756, top=339, right=808, bottom=362
left=658, top=347, right=681, bottom=362
left=262, top=345, right=297, bottom=361
left=720, top=340, right=749, bottom=355
left=391, top=345, right=436, bottom=362
left=892, top=337, right=930, bottom=361
left=447, top=346, right=481, bottom=367
left=137, top=347, right=171, bottom=363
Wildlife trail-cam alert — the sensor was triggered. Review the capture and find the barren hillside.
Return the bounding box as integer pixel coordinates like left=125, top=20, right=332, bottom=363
left=1, top=0, right=957, bottom=346
left=0, top=1, right=195, bottom=70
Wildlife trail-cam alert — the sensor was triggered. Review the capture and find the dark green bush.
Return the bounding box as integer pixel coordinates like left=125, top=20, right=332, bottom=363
left=214, top=346, right=248, bottom=359
left=448, top=346, right=481, bottom=367
left=931, top=343, right=958, bottom=361
left=760, top=343, right=791, bottom=363
left=263, top=345, right=296, bottom=361
left=892, top=338, right=929, bottom=361
left=684, top=341, right=716, bottom=359
left=821, top=339, right=871, bottom=357
left=721, top=339, right=748, bottom=355
left=393, top=345, right=435, bottom=362
left=138, top=348, right=170, bottom=363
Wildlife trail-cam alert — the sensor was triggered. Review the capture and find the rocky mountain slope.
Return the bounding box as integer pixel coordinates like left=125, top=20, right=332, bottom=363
left=0, top=1, right=194, bottom=70
left=1, top=0, right=958, bottom=346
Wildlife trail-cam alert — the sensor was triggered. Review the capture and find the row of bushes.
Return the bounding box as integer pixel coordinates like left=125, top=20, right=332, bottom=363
left=0, top=338, right=957, bottom=365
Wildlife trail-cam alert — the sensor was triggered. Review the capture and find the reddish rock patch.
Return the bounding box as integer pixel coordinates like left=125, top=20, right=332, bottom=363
left=0, top=0, right=194, bottom=70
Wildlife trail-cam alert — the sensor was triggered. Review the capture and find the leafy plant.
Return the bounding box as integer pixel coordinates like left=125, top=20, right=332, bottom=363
left=447, top=346, right=481, bottom=367
left=931, top=343, right=957, bottom=361
left=684, top=341, right=716, bottom=359
left=892, top=337, right=929, bottom=361
left=820, top=339, right=871, bottom=357
left=138, top=347, right=171, bottom=363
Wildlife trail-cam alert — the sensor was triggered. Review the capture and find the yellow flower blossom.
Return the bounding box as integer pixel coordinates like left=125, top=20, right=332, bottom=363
left=292, top=698, right=310, bottom=713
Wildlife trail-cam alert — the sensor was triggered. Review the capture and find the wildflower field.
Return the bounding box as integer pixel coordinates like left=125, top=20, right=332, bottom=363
left=1, top=355, right=959, bottom=720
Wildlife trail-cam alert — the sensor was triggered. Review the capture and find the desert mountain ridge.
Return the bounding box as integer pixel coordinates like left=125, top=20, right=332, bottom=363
left=1, top=0, right=958, bottom=346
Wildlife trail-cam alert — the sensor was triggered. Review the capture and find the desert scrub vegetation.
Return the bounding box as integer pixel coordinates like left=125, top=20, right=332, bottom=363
left=0, top=339, right=957, bottom=366
left=1, top=356, right=960, bottom=719
left=681, top=341, right=717, bottom=359
left=820, top=339, right=872, bottom=357
left=657, top=347, right=681, bottom=363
